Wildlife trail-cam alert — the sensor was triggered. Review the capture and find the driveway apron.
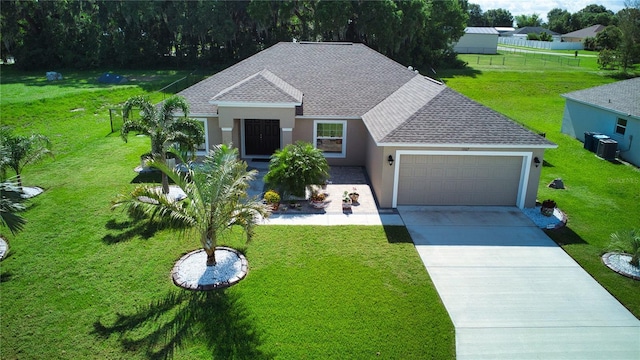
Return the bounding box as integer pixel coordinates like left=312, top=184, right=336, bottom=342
left=399, top=206, right=640, bottom=360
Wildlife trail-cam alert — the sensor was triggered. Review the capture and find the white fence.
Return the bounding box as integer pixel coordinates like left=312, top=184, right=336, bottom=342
left=499, top=37, right=583, bottom=50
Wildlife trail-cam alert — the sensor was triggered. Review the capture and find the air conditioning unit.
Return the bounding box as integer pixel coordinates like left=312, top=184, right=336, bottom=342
left=591, top=134, right=610, bottom=153
left=596, top=139, right=618, bottom=160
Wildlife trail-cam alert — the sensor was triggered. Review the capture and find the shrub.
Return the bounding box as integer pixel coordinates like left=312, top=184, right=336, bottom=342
left=263, top=190, right=280, bottom=204
left=264, top=141, right=329, bottom=198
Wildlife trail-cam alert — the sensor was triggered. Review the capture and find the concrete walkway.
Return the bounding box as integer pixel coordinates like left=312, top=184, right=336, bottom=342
left=399, top=206, right=640, bottom=360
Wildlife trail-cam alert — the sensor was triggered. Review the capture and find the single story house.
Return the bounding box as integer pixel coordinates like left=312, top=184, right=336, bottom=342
left=453, top=27, right=499, bottom=54
left=177, top=41, right=556, bottom=208
left=560, top=25, right=606, bottom=42
left=561, top=24, right=606, bottom=43
left=506, top=27, right=561, bottom=41
left=561, top=78, right=640, bottom=166
left=495, top=27, right=516, bottom=36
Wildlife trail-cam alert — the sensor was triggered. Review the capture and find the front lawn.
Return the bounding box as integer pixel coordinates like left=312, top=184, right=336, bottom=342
left=0, top=70, right=454, bottom=359
left=441, top=58, right=640, bottom=317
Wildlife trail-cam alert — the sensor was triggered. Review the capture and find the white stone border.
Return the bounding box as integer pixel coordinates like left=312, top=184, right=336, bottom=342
left=171, top=247, right=248, bottom=291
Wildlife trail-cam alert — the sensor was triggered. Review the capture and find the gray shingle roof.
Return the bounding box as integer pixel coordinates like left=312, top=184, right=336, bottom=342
left=511, top=27, right=559, bottom=36
left=372, top=87, right=554, bottom=146
left=179, top=42, right=415, bottom=116
left=210, top=69, right=302, bottom=104
left=179, top=41, right=555, bottom=147
left=562, top=78, right=640, bottom=118
left=561, top=24, right=606, bottom=39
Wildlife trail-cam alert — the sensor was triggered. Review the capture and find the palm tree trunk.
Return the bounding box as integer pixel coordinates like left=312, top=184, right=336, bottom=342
left=205, top=246, right=217, bottom=266
left=16, top=172, right=23, bottom=190
left=161, top=173, right=170, bottom=194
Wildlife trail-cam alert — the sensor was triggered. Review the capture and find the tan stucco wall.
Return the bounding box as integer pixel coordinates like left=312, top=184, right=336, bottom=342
left=370, top=145, right=547, bottom=208
left=293, top=118, right=367, bottom=166
left=217, top=106, right=296, bottom=129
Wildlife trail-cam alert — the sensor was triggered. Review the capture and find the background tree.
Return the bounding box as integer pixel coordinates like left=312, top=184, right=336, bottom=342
left=484, top=8, right=514, bottom=27
left=466, top=3, right=486, bottom=26
left=0, top=128, right=53, bottom=189
left=616, top=1, right=640, bottom=72
left=113, top=145, right=269, bottom=266
left=515, top=14, right=542, bottom=28
left=573, top=4, right=617, bottom=30
left=596, top=25, right=622, bottom=50
left=0, top=0, right=469, bottom=70
left=547, top=8, right=572, bottom=33
left=121, top=96, right=204, bottom=194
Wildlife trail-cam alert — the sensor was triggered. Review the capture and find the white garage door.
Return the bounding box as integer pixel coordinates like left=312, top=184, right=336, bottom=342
left=397, top=155, right=523, bottom=206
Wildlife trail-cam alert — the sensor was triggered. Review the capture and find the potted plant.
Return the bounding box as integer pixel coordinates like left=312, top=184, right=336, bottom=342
left=309, top=190, right=327, bottom=208
left=342, top=191, right=352, bottom=210
left=263, top=189, right=281, bottom=211
left=348, top=187, right=359, bottom=203
left=540, top=199, right=556, bottom=217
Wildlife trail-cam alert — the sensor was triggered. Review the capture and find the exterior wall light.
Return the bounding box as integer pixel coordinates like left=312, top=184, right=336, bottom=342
left=388, top=155, right=394, bottom=166
left=534, top=157, right=541, bottom=167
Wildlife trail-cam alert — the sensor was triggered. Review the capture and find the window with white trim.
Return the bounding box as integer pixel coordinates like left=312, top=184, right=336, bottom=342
left=196, top=119, right=208, bottom=154
left=314, top=120, right=347, bottom=158
left=615, top=118, right=627, bottom=135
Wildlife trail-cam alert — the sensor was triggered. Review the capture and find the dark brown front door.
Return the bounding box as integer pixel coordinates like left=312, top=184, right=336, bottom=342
left=244, top=119, right=280, bottom=156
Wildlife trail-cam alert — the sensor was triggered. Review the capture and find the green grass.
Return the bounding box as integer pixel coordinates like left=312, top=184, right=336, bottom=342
left=440, top=54, right=640, bottom=317
left=0, top=67, right=454, bottom=359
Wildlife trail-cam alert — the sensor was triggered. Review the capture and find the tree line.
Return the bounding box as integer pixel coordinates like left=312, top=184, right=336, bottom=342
left=0, top=0, right=468, bottom=71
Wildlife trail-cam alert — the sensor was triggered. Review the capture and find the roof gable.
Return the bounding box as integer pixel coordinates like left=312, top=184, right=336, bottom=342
left=210, top=69, right=302, bottom=105
left=377, top=88, right=555, bottom=147
left=562, top=78, right=640, bottom=118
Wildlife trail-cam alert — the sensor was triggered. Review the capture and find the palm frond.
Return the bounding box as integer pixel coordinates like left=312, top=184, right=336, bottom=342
left=0, top=179, right=27, bottom=235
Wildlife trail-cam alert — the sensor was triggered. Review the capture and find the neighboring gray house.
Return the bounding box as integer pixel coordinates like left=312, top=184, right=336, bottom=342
left=178, top=41, right=555, bottom=208
left=454, top=27, right=499, bottom=54
left=508, top=27, right=561, bottom=41
left=561, top=24, right=606, bottom=43
left=561, top=78, right=640, bottom=166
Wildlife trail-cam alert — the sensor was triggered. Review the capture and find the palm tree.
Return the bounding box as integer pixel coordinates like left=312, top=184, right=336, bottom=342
left=121, top=95, right=205, bottom=194
left=610, top=229, right=640, bottom=267
left=112, top=144, right=270, bottom=266
left=0, top=179, right=27, bottom=235
left=0, top=127, right=53, bottom=188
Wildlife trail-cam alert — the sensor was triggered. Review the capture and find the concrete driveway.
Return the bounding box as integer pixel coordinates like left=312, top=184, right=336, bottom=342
left=399, top=206, right=640, bottom=360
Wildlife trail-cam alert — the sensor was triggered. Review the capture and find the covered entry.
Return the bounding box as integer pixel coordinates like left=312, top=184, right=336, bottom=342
left=395, top=151, right=529, bottom=207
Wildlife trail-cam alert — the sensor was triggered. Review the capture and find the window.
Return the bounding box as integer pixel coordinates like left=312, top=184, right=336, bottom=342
left=195, top=119, right=208, bottom=154
left=314, top=120, right=347, bottom=158
left=615, top=118, right=627, bottom=135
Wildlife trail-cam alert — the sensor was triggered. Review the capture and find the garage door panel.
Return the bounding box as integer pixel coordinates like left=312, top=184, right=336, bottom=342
left=397, top=155, right=522, bottom=206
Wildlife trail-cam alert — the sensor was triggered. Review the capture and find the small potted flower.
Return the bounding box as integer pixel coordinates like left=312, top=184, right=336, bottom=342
left=263, top=189, right=281, bottom=211
left=342, top=191, right=352, bottom=210
left=348, top=187, right=359, bottom=203
left=540, top=199, right=556, bottom=217
left=309, top=190, right=327, bottom=209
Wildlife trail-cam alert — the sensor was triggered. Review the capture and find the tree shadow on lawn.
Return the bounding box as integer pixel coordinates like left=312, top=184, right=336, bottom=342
left=545, top=226, right=587, bottom=246
left=103, top=216, right=180, bottom=244
left=92, top=289, right=273, bottom=360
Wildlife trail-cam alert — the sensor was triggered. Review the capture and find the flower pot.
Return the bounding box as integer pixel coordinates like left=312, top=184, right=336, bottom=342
left=268, top=202, right=280, bottom=211
left=342, top=200, right=352, bottom=210
left=541, top=206, right=554, bottom=217
left=311, top=200, right=325, bottom=209
left=349, top=193, right=359, bottom=203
